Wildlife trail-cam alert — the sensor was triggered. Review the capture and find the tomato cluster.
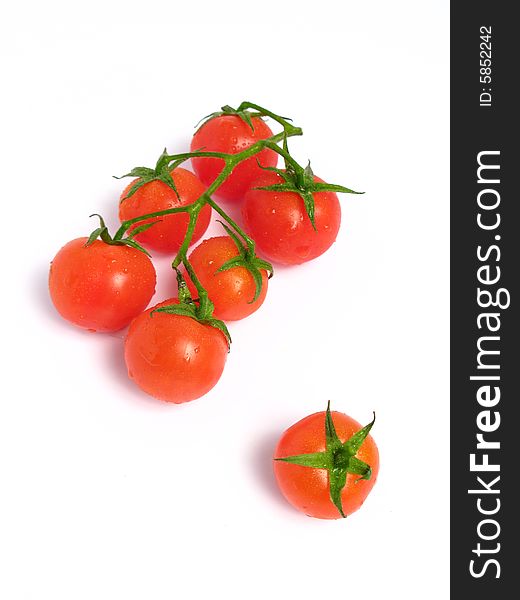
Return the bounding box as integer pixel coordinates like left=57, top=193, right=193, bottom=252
left=48, top=103, right=376, bottom=519
left=49, top=104, right=355, bottom=403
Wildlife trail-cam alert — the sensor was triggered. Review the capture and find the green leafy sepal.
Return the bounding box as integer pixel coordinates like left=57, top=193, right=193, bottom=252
left=114, top=149, right=181, bottom=202
left=216, top=221, right=273, bottom=303
left=152, top=268, right=232, bottom=348
left=256, top=137, right=363, bottom=229
left=84, top=214, right=154, bottom=257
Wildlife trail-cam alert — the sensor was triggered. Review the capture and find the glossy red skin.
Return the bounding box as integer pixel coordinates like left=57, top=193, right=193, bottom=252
left=186, top=236, right=268, bottom=321
left=190, top=115, right=277, bottom=202
left=274, top=411, right=379, bottom=519
left=124, top=299, right=228, bottom=403
left=48, top=238, right=156, bottom=332
left=242, top=172, right=341, bottom=265
left=119, top=167, right=211, bottom=253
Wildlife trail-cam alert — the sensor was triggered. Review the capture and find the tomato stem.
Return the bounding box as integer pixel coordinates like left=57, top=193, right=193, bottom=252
left=172, top=206, right=201, bottom=269
left=205, top=197, right=251, bottom=247
left=236, top=101, right=300, bottom=136
left=263, top=140, right=303, bottom=180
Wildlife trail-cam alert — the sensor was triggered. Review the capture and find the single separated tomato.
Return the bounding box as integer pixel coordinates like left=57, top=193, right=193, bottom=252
left=185, top=236, right=269, bottom=321
left=49, top=238, right=156, bottom=332
left=191, top=115, right=277, bottom=202
left=242, top=171, right=341, bottom=265
left=274, top=403, right=378, bottom=519
left=124, top=299, right=228, bottom=403
left=119, top=167, right=211, bottom=253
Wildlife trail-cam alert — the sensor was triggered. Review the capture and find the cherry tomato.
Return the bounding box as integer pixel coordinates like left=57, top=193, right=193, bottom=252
left=273, top=408, right=379, bottom=519
left=242, top=171, right=341, bottom=265
left=49, top=238, right=156, bottom=332
left=119, top=167, right=211, bottom=253
left=185, top=236, right=268, bottom=321
left=190, top=115, right=277, bottom=202
left=124, top=299, right=228, bottom=403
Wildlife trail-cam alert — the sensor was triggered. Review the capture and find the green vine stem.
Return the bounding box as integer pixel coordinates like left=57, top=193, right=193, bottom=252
left=97, top=102, right=359, bottom=344
left=112, top=109, right=303, bottom=320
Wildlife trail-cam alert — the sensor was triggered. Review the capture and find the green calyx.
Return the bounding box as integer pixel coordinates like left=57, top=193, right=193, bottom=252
left=196, top=101, right=297, bottom=135
left=256, top=137, right=363, bottom=230
left=114, top=148, right=181, bottom=202
left=85, top=214, right=154, bottom=257
left=152, top=268, right=232, bottom=348
left=196, top=105, right=263, bottom=133
left=275, top=402, right=375, bottom=518
left=216, top=221, right=274, bottom=303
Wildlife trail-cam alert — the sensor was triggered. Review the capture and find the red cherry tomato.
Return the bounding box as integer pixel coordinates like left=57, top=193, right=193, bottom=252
left=190, top=115, right=277, bottom=202
left=185, top=236, right=268, bottom=321
left=124, top=299, right=228, bottom=403
left=274, top=409, right=379, bottom=519
left=119, top=167, right=211, bottom=253
left=49, top=238, right=156, bottom=332
left=242, top=171, right=341, bottom=265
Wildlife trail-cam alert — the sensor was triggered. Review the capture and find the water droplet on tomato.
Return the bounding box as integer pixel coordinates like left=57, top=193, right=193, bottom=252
left=295, top=245, right=311, bottom=258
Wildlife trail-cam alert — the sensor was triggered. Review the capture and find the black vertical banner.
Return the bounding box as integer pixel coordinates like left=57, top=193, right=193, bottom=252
left=451, top=3, right=518, bottom=597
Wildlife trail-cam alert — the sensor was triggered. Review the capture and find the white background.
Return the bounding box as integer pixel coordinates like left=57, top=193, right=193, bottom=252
left=1, top=2, right=449, bottom=598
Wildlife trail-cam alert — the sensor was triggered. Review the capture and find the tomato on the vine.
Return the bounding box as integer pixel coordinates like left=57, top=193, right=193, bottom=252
left=191, top=115, right=277, bottom=202
left=242, top=171, right=342, bottom=265
left=119, top=167, right=211, bottom=253
left=273, top=404, right=379, bottom=519
left=124, top=299, right=228, bottom=403
left=49, top=238, right=156, bottom=332
left=185, top=236, right=269, bottom=321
